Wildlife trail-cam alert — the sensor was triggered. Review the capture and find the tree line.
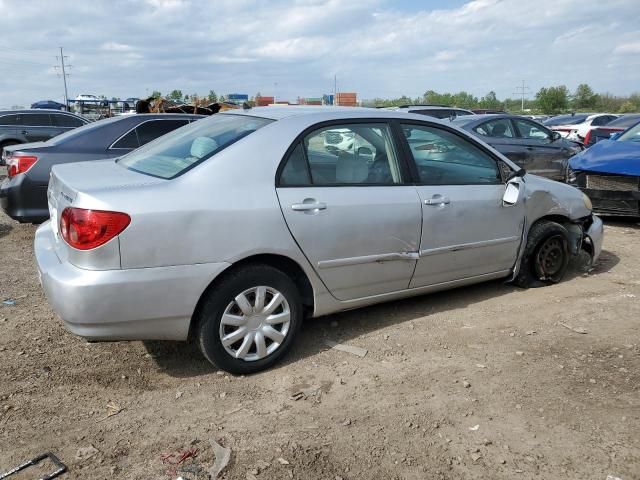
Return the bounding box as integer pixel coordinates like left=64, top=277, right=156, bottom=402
left=363, top=84, right=640, bottom=114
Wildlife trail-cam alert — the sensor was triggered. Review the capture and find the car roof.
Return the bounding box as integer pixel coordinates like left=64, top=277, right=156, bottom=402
left=0, top=108, right=82, bottom=115
left=222, top=105, right=457, bottom=123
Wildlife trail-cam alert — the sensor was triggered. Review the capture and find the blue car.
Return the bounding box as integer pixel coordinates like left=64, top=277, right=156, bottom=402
left=567, top=120, right=640, bottom=216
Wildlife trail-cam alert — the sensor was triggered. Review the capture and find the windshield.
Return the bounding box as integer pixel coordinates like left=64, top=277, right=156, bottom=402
left=118, top=114, right=273, bottom=179
left=451, top=117, right=476, bottom=126
left=617, top=122, right=640, bottom=142
left=543, top=114, right=589, bottom=126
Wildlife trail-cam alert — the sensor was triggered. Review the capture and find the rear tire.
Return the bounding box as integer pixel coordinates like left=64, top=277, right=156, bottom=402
left=195, top=264, right=302, bottom=374
left=513, top=220, right=570, bottom=288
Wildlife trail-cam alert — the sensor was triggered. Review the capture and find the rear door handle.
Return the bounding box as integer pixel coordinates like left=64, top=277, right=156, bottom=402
left=291, top=201, right=327, bottom=211
left=424, top=196, right=450, bottom=206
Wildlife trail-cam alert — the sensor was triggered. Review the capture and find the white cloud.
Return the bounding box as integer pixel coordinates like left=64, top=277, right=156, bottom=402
left=101, top=42, right=134, bottom=52
left=613, top=41, right=640, bottom=55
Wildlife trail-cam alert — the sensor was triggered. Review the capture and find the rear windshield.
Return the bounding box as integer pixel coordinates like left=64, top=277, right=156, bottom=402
left=48, top=116, right=119, bottom=145
left=543, top=114, right=588, bottom=126
left=606, top=115, right=640, bottom=128
left=117, top=114, right=273, bottom=179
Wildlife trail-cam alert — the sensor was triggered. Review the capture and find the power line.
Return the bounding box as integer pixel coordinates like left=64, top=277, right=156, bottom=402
left=512, top=80, right=531, bottom=111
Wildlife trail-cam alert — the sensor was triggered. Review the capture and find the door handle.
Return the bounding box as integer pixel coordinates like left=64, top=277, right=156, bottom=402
left=291, top=201, right=327, bottom=211
left=525, top=146, right=534, bottom=150
left=424, top=196, right=450, bottom=206
left=21, top=130, right=28, bottom=135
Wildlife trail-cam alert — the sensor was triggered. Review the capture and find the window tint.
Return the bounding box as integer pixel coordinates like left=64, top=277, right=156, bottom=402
left=279, top=123, right=402, bottom=186
left=0, top=114, right=18, bottom=126
left=136, top=119, right=189, bottom=146
left=607, top=115, right=640, bottom=128
left=280, top=143, right=311, bottom=185
left=474, top=118, right=515, bottom=138
left=52, top=114, right=85, bottom=127
left=401, top=124, right=501, bottom=185
left=112, top=129, right=139, bottom=149
left=21, top=114, right=51, bottom=126
left=118, top=114, right=272, bottom=179
left=513, top=118, right=550, bottom=140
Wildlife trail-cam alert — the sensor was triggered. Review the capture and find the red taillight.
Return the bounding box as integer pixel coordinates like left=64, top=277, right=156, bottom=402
left=583, top=130, right=592, bottom=145
left=7, top=154, right=38, bottom=178
left=60, top=207, right=130, bottom=250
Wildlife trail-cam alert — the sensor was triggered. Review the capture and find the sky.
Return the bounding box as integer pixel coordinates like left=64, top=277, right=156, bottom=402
left=0, top=0, right=639, bottom=107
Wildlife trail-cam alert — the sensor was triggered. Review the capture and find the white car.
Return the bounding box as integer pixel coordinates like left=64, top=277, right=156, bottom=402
left=544, top=113, right=618, bottom=141
left=74, top=94, right=101, bottom=103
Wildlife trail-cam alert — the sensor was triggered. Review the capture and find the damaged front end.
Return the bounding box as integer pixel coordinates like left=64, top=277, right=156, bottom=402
left=564, top=214, right=604, bottom=269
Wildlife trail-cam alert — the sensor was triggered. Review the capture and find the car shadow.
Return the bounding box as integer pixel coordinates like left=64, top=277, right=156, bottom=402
left=600, top=216, right=640, bottom=229
left=146, top=249, right=620, bottom=378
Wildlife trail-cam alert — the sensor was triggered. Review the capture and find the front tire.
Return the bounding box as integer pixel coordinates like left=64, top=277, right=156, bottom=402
left=195, top=264, right=302, bottom=374
left=513, top=220, right=570, bottom=288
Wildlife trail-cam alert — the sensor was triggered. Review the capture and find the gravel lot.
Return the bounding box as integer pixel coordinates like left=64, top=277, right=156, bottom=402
left=1, top=193, right=639, bottom=479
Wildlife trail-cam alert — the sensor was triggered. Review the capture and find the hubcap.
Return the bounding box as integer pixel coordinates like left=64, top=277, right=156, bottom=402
left=219, top=286, right=291, bottom=362
left=536, top=235, right=565, bottom=278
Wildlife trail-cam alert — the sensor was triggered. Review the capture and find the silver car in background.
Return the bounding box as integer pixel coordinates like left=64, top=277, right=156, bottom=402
left=35, top=107, right=603, bottom=373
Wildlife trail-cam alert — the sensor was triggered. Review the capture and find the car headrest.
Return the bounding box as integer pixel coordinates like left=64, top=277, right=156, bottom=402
left=336, top=152, right=368, bottom=183
left=190, top=136, right=219, bottom=159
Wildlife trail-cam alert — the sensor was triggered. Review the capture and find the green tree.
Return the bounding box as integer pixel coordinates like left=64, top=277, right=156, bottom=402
left=150, top=90, right=162, bottom=99
left=167, top=89, right=183, bottom=102
left=535, top=86, right=569, bottom=114
left=573, top=84, right=596, bottom=109
left=479, top=91, right=501, bottom=110
left=619, top=101, right=637, bottom=113
left=208, top=90, right=218, bottom=102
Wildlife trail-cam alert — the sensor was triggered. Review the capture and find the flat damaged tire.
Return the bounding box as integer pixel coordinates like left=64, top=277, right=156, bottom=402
left=513, top=220, right=570, bottom=288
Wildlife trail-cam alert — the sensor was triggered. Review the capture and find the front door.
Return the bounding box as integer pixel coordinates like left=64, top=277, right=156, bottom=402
left=276, top=122, right=421, bottom=301
left=18, top=113, right=57, bottom=142
left=512, top=117, right=566, bottom=181
left=397, top=122, right=525, bottom=287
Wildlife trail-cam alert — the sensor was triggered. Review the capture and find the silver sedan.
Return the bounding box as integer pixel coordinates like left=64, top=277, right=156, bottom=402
left=35, top=107, right=603, bottom=373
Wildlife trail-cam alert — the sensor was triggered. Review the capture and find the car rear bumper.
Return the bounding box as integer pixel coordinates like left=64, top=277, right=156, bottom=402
left=34, top=221, right=231, bottom=341
left=0, top=175, right=49, bottom=223
left=582, top=188, right=640, bottom=217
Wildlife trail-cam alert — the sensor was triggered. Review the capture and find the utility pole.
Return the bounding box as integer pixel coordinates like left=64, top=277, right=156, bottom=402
left=334, top=74, right=337, bottom=106
left=54, top=47, right=71, bottom=108
left=512, top=80, right=530, bottom=111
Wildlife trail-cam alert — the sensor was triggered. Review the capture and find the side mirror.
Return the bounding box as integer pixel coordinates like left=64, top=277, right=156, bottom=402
left=551, top=131, right=562, bottom=141
left=609, top=132, right=622, bottom=141
left=503, top=181, right=520, bottom=206
left=357, top=147, right=373, bottom=156
left=506, top=167, right=526, bottom=182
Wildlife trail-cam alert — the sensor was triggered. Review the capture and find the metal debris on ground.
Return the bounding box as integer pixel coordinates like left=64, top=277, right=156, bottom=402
left=324, top=340, right=368, bottom=358
left=208, top=439, right=231, bottom=478
left=558, top=322, right=588, bottom=334
left=97, top=402, right=123, bottom=422
left=2, top=300, right=15, bottom=306
left=0, top=452, right=67, bottom=480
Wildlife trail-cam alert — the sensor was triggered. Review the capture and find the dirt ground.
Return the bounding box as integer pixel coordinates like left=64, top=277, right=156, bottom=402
left=0, top=201, right=639, bottom=479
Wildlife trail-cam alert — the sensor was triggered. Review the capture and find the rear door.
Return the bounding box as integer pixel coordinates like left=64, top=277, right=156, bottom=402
left=398, top=122, right=524, bottom=287
left=276, top=121, right=422, bottom=301
left=512, top=118, right=566, bottom=181
left=18, top=113, right=58, bottom=142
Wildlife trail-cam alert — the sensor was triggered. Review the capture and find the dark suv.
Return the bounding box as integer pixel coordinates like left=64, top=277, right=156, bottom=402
left=0, top=109, right=88, bottom=159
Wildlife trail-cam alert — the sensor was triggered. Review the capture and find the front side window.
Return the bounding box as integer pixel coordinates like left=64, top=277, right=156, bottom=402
left=279, top=123, right=402, bottom=186
left=118, top=114, right=272, bottom=179
left=401, top=124, right=501, bottom=185
left=513, top=118, right=550, bottom=140
left=474, top=118, right=515, bottom=138
left=21, top=114, right=52, bottom=126
left=52, top=114, right=85, bottom=128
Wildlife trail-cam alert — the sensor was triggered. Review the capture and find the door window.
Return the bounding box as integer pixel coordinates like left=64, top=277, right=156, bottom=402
left=52, top=114, right=85, bottom=127
left=474, top=118, right=515, bottom=138
left=21, top=114, right=52, bottom=126
left=111, top=129, right=140, bottom=149
left=401, top=124, right=501, bottom=185
left=0, top=114, right=18, bottom=126
left=513, top=118, right=550, bottom=140
left=279, top=123, right=402, bottom=186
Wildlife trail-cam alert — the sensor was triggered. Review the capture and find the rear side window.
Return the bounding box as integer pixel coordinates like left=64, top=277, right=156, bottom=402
left=118, top=114, right=273, bottom=179
left=21, top=114, right=52, bottom=126
left=136, top=120, right=189, bottom=146
left=112, top=129, right=140, bottom=149
left=0, top=114, right=18, bottom=126
left=279, top=123, right=402, bottom=186
left=401, top=124, right=501, bottom=185
left=52, top=114, right=85, bottom=127
left=513, top=118, right=550, bottom=140
left=474, top=118, right=515, bottom=138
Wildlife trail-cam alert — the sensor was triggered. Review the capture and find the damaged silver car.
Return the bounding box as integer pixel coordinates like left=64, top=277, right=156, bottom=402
left=35, top=107, right=603, bottom=373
